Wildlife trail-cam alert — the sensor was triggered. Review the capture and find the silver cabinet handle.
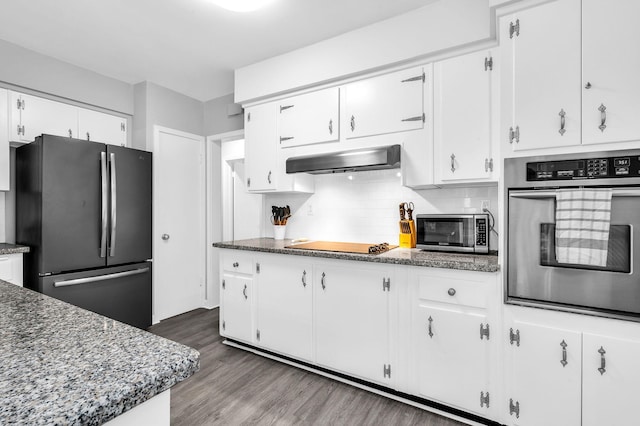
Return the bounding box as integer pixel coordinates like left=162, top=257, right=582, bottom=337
left=232, top=262, right=239, bottom=267
left=561, top=340, right=568, bottom=367
left=100, top=152, right=108, bottom=258
left=267, top=170, right=272, bottom=184
left=428, top=316, right=434, bottom=338
left=509, top=126, right=520, bottom=144
left=302, top=270, right=307, bottom=287
left=559, top=109, right=566, bottom=135
left=350, top=115, right=355, bottom=132
left=243, top=284, right=248, bottom=300
left=598, top=103, right=607, bottom=132
left=585, top=82, right=592, bottom=89
left=450, top=153, right=456, bottom=172
left=509, top=399, right=520, bottom=418
left=86, top=132, right=91, bottom=141
left=68, top=129, right=73, bottom=138
left=109, top=153, right=117, bottom=257
left=401, top=113, right=425, bottom=123
left=280, top=104, right=294, bottom=113
left=328, top=119, right=333, bottom=135
left=598, top=346, right=607, bottom=375
left=321, top=272, right=326, bottom=290
left=509, top=19, right=520, bottom=38
left=279, top=136, right=294, bottom=143
left=448, top=288, right=456, bottom=296
left=54, top=267, right=149, bottom=287
left=161, top=234, right=170, bottom=241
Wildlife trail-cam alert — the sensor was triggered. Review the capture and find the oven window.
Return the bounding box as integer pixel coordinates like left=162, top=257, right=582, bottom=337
left=423, top=219, right=472, bottom=247
left=539, top=223, right=631, bottom=273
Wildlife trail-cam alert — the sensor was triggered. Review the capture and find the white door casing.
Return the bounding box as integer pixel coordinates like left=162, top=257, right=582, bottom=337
left=153, top=126, right=206, bottom=322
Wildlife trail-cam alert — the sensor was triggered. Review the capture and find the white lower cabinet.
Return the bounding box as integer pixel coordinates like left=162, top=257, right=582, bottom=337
left=0, top=253, right=24, bottom=286
left=255, top=255, right=313, bottom=362
left=220, top=252, right=254, bottom=344
left=314, top=260, right=392, bottom=386
left=504, top=320, right=582, bottom=425
left=412, top=268, right=498, bottom=418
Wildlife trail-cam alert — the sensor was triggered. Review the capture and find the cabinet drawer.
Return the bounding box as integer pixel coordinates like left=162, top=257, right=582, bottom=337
left=221, top=252, right=254, bottom=275
left=0, top=254, right=23, bottom=286
left=417, top=273, right=488, bottom=308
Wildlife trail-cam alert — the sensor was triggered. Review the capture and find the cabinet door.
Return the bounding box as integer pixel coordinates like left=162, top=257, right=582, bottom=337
left=583, top=333, right=640, bottom=426
left=314, top=262, right=391, bottom=386
left=434, top=50, right=494, bottom=183
left=278, top=88, right=339, bottom=147
left=0, top=253, right=23, bottom=286
left=417, top=304, right=491, bottom=415
left=582, top=0, right=640, bottom=145
left=221, top=274, right=253, bottom=343
left=0, top=89, right=8, bottom=191
left=345, top=66, right=425, bottom=139
left=13, top=92, right=78, bottom=143
left=244, top=103, right=277, bottom=192
left=256, top=257, right=313, bottom=362
left=502, top=0, right=581, bottom=151
left=505, top=321, right=581, bottom=426
left=78, top=109, right=127, bottom=146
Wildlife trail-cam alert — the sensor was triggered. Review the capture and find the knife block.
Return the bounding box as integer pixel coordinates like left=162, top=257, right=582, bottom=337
left=399, top=232, right=412, bottom=248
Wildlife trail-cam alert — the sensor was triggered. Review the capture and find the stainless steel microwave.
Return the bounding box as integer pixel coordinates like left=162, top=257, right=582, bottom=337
left=416, top=214, right=489, bottom=254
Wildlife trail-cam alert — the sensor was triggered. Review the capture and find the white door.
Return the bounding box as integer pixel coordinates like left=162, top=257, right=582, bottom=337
left=583, top=333, right=640, bottom=426
left=153, top=126, right=206, bottom=322
left=582, top=0, right=640, bottom=145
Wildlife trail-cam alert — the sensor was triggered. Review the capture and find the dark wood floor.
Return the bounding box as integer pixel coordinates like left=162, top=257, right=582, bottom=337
left=148, top=308, right=466, bottom=426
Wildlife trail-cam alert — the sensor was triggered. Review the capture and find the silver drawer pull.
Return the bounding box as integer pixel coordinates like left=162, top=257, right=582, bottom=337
left=448, top=288, right=456, bottom=296
left=598, top=346, right=606, bottom=375
left=54, top=267, right=149, bottom=287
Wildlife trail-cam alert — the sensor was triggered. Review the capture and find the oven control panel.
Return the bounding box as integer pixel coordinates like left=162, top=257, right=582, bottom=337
left=527, top=155, right=640, bottom=181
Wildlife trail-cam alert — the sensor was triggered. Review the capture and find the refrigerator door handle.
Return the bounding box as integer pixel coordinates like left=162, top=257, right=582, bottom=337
left=53, top=267, right=150, bottom=287
left=109, top=152, right=117, bottom=257
left=100, top=152, right=108, bottom=258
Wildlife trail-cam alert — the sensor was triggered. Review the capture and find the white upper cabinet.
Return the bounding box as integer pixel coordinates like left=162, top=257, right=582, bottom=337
left=278, top=87, right=339, bottom=147
left=78, top=109, right=127, bottom=146
left=244, top=103, right=278, bottom=192
left=0, top=89, right=9, bottom=191
left=11, top=92, right=78, bottom=143
left=501, top=0, right=582, bottom=151
left=581, top=0, right=640, bottom=145
left=434, top=50, right=497, bottom=183
left=344, top=66, right=425, bottom=139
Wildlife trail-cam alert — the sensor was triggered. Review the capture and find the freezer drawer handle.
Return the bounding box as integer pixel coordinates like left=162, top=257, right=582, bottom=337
left=53, top=267, right=149, bottom=287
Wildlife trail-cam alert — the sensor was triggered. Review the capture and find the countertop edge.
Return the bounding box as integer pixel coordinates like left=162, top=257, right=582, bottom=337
left=0, top=243, right=30, bottom=254
left=212, top=240, right=500, bottom=273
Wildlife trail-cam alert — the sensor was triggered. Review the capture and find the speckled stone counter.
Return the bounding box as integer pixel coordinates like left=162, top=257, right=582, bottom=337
left=0, top=281, right=200, bottom=425
left=213, top=238, right=499, bottom=272
left=0, top=243, right=30, bottom=254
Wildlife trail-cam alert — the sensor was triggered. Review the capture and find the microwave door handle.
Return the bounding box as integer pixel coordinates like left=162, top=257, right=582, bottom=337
left=100, top=152, right=108, bottom=258
left=509, top=188, right=640, bottom=199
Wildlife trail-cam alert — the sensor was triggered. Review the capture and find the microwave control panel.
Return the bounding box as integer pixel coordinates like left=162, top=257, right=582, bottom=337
left=527, top=155, right=640, bottom=181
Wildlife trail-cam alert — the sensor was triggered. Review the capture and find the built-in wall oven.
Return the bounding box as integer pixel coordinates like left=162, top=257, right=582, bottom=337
left=505, top=149, right=640, bottom=321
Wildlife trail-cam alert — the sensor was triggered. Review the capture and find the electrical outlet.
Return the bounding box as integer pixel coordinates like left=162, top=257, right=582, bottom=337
left=307, top=203, right=313, bottom=216
left=481, top=200, right=490, bottom=211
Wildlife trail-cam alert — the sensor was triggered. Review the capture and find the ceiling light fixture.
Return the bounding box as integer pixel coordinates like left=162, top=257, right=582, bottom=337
left=210, top=0, right=278, bottom=12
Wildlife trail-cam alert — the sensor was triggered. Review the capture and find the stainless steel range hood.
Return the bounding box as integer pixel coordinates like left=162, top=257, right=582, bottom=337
left=286, top=144, right=401, bottom=174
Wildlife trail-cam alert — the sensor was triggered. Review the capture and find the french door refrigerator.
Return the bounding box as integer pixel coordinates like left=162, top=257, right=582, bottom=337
left=16, top=134, right=152, bottom=329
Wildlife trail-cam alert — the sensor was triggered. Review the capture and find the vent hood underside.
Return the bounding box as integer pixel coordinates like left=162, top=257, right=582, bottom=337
left=286, top=144, right=401, bottom=174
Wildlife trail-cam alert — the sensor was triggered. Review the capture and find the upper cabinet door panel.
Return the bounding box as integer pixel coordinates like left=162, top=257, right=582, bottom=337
left=13, top=93, right=78, bottom=143
left=78, top=109, right=127, bottom=146
left=278, top=87, right=339, bottom=147
left=244, top=103, right=277, bottom=192
left=435, top=50, right=493, bottom=182
left=507, top=0, right=581, bottom=151
left=345, top=66, right=424, bottom=139
left=582, top=0, right=640, bottom=145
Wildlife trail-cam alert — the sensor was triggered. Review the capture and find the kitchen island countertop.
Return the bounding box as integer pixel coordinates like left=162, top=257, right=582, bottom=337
left=0, top=280, right=199, bottom=425
left=213, top=238, right=499, bottom=272
left=0, top=243, right=30, bottom=254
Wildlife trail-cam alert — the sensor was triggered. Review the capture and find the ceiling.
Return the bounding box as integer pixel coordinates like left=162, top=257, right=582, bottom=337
left=0, top=0, right=436, bottom=102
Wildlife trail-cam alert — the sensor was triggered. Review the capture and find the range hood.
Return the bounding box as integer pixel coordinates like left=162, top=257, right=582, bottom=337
left=286, top=144, right=401, bottom=174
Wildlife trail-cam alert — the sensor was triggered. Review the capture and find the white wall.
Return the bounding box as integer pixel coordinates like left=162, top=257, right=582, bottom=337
left=264, top=170, right=500, bottom=251
left=204, top=94, right=244, bottom=136
left=235, top=0, right=493, bottom=103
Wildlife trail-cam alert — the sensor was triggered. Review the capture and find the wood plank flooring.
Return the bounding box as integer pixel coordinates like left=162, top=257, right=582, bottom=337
left=148, top=308, right=466, bottom=426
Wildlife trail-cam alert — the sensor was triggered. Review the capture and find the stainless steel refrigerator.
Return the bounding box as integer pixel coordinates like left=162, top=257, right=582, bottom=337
left=16, top=134, right=152, bottom=329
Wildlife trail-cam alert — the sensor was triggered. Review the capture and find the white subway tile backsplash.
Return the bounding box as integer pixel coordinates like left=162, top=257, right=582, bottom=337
left=264, top=169, right=499, bottom=250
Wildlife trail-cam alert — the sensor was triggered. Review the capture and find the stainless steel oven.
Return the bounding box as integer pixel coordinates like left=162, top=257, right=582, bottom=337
left=505, top=149, right=640, bottom=321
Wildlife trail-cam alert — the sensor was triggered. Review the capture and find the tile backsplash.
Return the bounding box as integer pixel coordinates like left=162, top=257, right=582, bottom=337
left=264, top=169, right=499, bottom=251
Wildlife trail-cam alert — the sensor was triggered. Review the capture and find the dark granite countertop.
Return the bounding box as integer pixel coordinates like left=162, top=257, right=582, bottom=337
left=0, top=281, right=200, bottom=425
left=0, top=243, right=30, bottom=255
left=213, top=238, right=499, bottom=272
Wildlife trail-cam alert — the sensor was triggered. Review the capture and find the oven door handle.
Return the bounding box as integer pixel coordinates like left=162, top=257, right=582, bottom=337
left=509, top=188, right=640, bottom=199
